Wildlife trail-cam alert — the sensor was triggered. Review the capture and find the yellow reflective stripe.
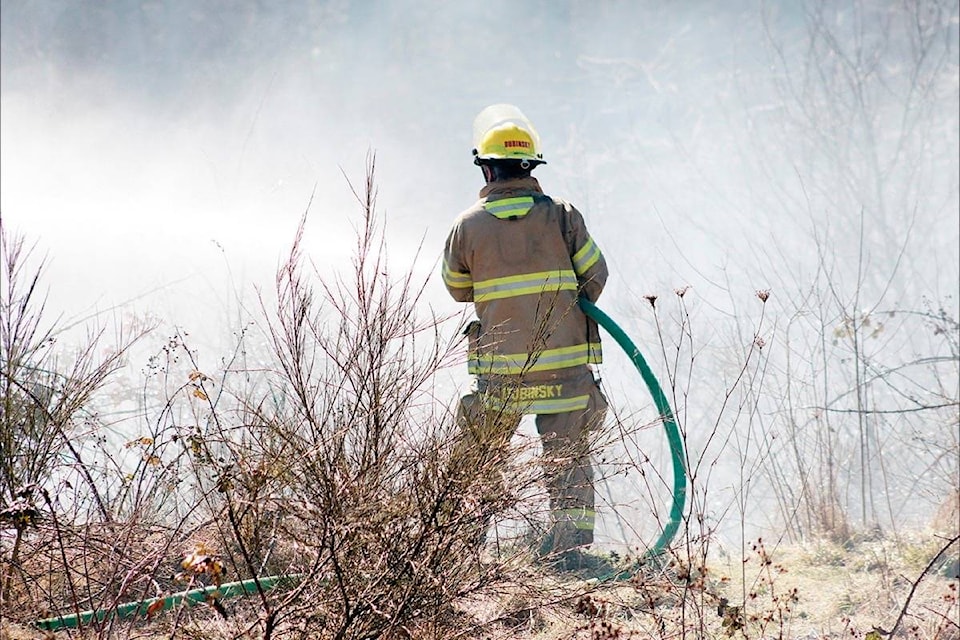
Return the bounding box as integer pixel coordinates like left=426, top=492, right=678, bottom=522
left=483, top=394, right=590, bottom=415
left=554, top=507, right=596, bottom=530
left=473, top=343, right=592, bottom=374
left=474, top=270, right=577, bottom=302
left=483, top=196, right=534, bottom=219
left=467, top=357, right=480, bottom=375
left=442, top=261, right=473, bottom=289
left=587, top=341, right=603, bottom=365
left=469, top=342, right=602, bottom=374
left=572, top=236, right=601, bottom=275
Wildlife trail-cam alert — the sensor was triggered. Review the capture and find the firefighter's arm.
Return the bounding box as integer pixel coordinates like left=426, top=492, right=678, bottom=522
left=442, top=225, right=474, bottom=302
left=565, top=204, right=608, bottom=302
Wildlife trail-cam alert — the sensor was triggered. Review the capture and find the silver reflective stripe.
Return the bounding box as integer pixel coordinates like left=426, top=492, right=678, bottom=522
left=442, top=260, right=473, bottom=289
left=474, top=343, right=593, bottom=375
left=484, top=196, right=535, bottom=219
left=572, top=236, right=602, bottom=274
left=473, top=270, right=577, bottom=302
left=468, top=342, right=602, bottom=375
left=482, top=394, right=590, bottom=415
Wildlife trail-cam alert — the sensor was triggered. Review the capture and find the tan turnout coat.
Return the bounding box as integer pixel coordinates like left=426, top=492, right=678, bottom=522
left=442, top=177, right=608, bottom=415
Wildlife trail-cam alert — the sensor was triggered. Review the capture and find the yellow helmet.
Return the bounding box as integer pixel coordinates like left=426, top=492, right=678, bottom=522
left=472, top=104, right=545, bottom=166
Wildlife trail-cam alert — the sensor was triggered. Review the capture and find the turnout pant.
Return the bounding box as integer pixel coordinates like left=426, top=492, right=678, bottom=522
left=452, top=375, right=608, bottom=554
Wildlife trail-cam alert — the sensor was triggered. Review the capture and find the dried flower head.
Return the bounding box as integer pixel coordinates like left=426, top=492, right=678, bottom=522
left=675, top=285, right=691, bottom=298
left=756, top=289, right=770, bottom=303
left=177, top=544, right=226, bottom=586
left=644, top=294, right=658, bottom=308
left=754, top=335, right=766, bottom=349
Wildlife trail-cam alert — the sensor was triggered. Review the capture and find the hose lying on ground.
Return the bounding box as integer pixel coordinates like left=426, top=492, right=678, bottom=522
left=33, top=574, right=297, bottom=631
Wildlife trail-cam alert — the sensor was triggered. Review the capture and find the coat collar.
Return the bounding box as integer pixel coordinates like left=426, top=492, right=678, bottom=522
left=479, top=176, right=544, bottom=200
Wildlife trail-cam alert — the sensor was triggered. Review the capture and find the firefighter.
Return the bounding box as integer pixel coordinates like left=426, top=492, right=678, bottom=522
left=442, top=104, right=610, bottom=571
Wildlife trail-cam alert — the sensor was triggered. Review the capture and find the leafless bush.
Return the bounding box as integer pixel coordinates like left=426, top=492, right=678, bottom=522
left=2, top=160, right=640, bottom=637
left=0, top=214, right=168, bottom=627
left=140, top=156, right=607, bottom=639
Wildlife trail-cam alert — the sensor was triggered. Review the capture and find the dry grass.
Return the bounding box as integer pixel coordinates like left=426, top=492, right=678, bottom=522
left=3, top=531, right=956, bottom=640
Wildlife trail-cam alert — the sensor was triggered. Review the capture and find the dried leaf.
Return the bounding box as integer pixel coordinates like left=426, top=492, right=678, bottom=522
left=182, top=548, right=225, bottom=580
left=192, top=388, right=208, bottom=401
left=146, top=598, right=165, bottom=618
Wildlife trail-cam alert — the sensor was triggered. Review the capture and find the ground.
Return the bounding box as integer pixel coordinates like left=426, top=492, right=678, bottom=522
left=2, top=532, right=957, bottom=639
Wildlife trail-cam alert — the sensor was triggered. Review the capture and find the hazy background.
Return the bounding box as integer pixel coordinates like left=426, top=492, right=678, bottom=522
left=2, top=0, right=958, bottom=548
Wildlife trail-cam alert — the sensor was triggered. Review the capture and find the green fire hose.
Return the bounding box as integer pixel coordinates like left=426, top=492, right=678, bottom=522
left=33, top=574, right=297, bottom=631
left=579, top=298, right=687, bottom=566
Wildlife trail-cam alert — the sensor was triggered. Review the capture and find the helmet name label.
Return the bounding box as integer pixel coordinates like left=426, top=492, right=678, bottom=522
left=472, top=104, right=546, bottom=164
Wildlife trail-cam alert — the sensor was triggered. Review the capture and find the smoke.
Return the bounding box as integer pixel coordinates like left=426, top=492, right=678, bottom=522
left=2, top=0, right=957, bottom=543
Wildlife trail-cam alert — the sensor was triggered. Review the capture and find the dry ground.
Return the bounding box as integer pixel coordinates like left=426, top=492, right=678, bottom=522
left=2, top=532, right=957, bottom=640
